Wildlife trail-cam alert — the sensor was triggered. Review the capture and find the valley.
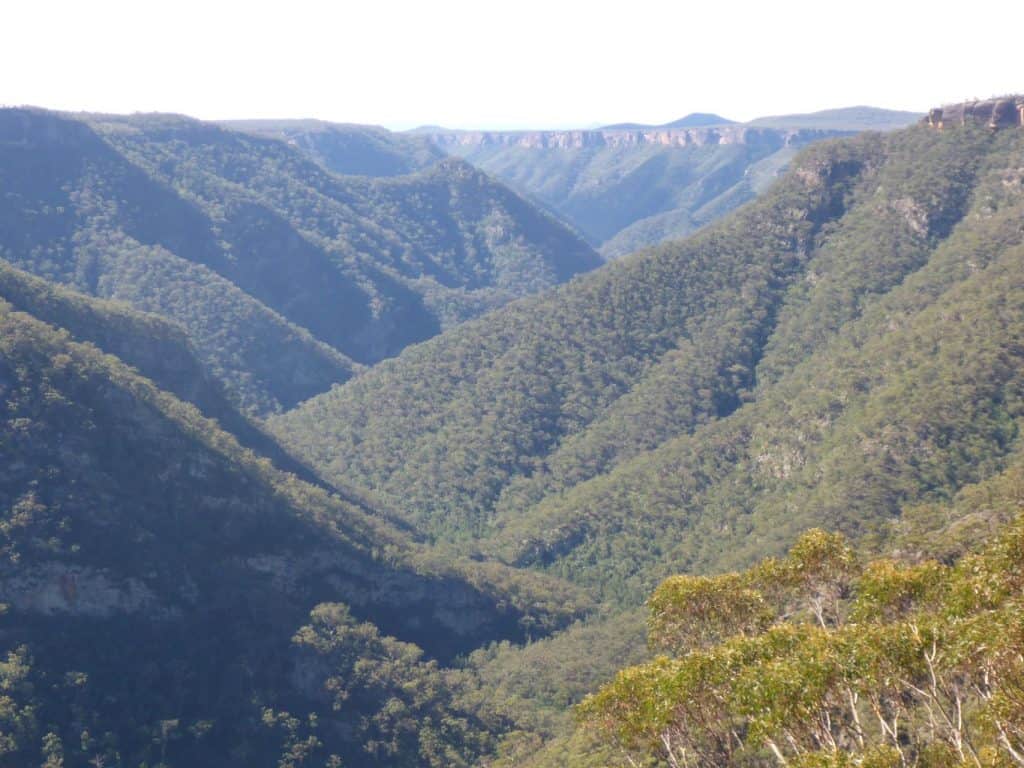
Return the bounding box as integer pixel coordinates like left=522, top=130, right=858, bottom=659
left=1, top=94, right=1022, bottom=767
left=425, top=107, right=921, bottom=257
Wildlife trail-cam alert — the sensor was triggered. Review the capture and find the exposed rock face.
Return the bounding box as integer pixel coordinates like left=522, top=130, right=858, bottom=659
left=925, top=97, right=1024, bottom=130
left=0, top=563, right=165, bottom=618
left=431, top=125, right=843, bottom=151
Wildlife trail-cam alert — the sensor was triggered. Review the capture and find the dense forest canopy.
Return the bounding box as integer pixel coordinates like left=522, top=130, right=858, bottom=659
left=0, top=107, right=601, bottom=414
left=273, top=122, right=1024, bottom=599
left=0, top=287, right=593, bottom=766
left=578, top=464, right=1024, bottom=768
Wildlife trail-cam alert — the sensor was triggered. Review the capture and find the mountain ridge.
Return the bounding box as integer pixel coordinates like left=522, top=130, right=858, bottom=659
left=0, top=285, right=595, bottom=765
left=425, top=106, right=921, bottom=256
left=0, top=107, right=602, bottom=414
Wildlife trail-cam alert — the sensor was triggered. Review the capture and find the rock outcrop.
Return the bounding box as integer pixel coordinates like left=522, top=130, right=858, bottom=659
left=925, top=96, right=1024, bottom=130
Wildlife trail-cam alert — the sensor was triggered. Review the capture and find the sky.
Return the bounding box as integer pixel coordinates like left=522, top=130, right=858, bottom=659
left=3, top=0, right=1022, bottom=130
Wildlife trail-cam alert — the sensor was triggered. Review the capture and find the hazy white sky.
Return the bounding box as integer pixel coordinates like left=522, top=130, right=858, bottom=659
left=3, top=0, right=1022, bottom=129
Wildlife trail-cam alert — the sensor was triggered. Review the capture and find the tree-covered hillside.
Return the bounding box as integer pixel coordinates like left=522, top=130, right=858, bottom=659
left=267, top=114, right=1024, bottom=766
left=0, top=293, right=590, bottom=767
left=224, top=119, right=445, bottom=177
left=273, top=121, right=1024, bottom=603
left=0, top=260, right=324, bottom=481
left=579, top=455, right=1024, bottom=768
left=3, top=99, right=1021, bottom=768
left=0, top=108, right=601, bottom=414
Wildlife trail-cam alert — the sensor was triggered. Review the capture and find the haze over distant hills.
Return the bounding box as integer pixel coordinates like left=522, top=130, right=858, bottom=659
left=218, top=107, right=922, bottom=261
left=223, top=119, right=446, bottom=176
left=423, top=106, right=922, bottom=256
left=748, top=105, right=924, bottom=130
left=588, top=112, right=736, bottom=130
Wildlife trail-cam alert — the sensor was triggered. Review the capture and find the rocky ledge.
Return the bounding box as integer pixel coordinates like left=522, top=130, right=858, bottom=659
left=925, top=97, right=1024, bottom=130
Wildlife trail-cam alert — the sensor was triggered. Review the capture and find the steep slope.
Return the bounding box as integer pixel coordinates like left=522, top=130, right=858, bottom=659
left=0, top=108, right=601, bottom=413
left=0, top=259, right=321, bottom=481
left=272, top=117, right=1024, bottom=603
left=0, top=108, right=359, bottom=414
left=224, top=119, right=445, bottom=176
left=92, top=112, right=602, bottom=332
left=270, top=133, right=879, bottom=537
left=493, top=227, right=1024, bottom=599
left=0, top=295, right=588, bottom=766
left=428, top=108, right=919, bottom=256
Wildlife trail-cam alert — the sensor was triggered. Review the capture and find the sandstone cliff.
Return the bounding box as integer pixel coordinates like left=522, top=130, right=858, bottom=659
left=430, top=125, right=841, bottom=151
left=925, top=96, right=1024, bottom=130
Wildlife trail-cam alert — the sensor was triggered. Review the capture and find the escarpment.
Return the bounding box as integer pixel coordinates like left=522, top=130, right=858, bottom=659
left=429, top=125, right=845, bottom=151
left=424, top=108, right=919, bottom=256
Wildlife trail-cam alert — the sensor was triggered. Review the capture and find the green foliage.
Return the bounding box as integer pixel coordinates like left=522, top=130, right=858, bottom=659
left=260, top=708, right=327, bottom=768
left=292, top=603, right=501, bottom=768
left=4, top=110, right=1024, bottom=768
left=0, top=259, right=318, bottom=479
left=226, top=120, right=445, bottom=178
left=274, top=125, right=1024, bottom=609
left=91, top=113, right=601, bottom=349
left=448, top=138, right=779, bottom=255
left=647, top=573, right=771, bottom=653
left=578, top=476, right=1024, bottom=768
left=461, top=609, right=649, bottom=741
left=0, top=646, right=37, bottom=762
left=272, top=135, right=876, bottom=540
left=0, top=297, right=586, bottom=766
left=0, top=108, right=601, bottom=414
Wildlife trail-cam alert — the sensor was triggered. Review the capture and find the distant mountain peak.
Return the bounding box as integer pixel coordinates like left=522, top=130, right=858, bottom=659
left=601, top=112, right=735, bottom=130
left=664, top=112, right=736, bottom=128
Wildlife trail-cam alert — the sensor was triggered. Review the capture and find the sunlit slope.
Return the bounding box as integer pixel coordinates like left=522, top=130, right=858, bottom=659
left=273, top=123, right=1024, bottom=602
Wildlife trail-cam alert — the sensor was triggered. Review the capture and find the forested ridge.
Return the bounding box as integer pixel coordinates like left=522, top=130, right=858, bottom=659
left=0, top=107, right=600, bottom=414
left=223, top=120, right=446, bottom=178
left=0, top=260, right=325, bottom=482
left=272, top=134, right=876, bottom=539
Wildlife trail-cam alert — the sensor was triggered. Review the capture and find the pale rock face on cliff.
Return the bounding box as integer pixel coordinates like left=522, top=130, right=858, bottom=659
left=430, top=125, right=841, bottom=151
left=0, top=564, right=164, bottom=618
left=925, top=96, right=1024, bottom=130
